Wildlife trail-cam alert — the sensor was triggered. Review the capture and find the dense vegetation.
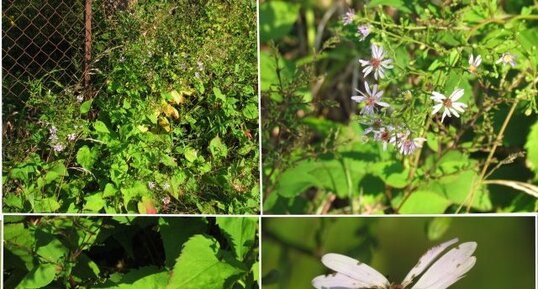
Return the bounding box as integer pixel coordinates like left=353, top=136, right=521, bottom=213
left=4, top=216, right=259, bottom=288
left=261, top=0, right=538, bottom=214
left=3, top=0, right=259, bottom=214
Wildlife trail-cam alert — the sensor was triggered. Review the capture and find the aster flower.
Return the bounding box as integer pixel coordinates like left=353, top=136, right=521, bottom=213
left=468, top=54, right=481, bottom=74
left=162, top=182, right=171, bottom=191
left=148, top=181, right=156, bottom=190
left=53, top=143, right=65, bottom=152
left=398, top=132, right=426, bottom=155
left=359, top=44, right=393, bottom=80
left=351, top=81, right=390, bottom=115
left=49, top=126, right=58, bottom=135
left=342, top=9, right=355, bottom=26
left=76, top=95, right=84, bottom=103
left=162, top=195, right=171, bottom=205
left=495, top=53, right=516, bottom=67
left=67, top=133, right=77, bottom=142
left=431, top=88, right=467, bottom=122
left=373, top=125, right=395, bottom=150
left=357, top=24, right=370, bottom=41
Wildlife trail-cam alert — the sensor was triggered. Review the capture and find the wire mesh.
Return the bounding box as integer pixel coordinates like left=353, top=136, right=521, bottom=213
left=2, top=0, right=86, bottom=101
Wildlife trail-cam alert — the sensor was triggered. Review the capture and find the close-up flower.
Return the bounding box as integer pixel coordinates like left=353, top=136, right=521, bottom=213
left=495, top=52, right=516, bottom=67
left=431, top=88, right=467, bottom=122
left=359, top=44, right=393, bottom=80
left=398, top=133, right=426, bottom=155
left=468, top=53, right=482, bottom=73
left=357, top=24, right=370, bottom=41
left=351, top=81, right=390, bottom=115
left=363, top=118, right=383, bottom=135
left=67, top=133, right=77, bottom=142
left=342, top=8, right=355, bottom=25
left=148, top=181, right=156, bottom=190
left=373, top=125, right=395, bottom=150
left=53, top=143, right=65, bottom=152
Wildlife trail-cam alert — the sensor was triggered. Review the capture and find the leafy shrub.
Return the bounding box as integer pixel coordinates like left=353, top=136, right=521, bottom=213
left=3, top=0, right=259, bottom=214
left=3, top=216, right=259, bottom=288
left=261, top=0, right=538, bottom=214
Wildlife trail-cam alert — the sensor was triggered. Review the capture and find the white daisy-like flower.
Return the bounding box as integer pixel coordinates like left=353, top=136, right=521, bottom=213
left=397, top=132, right=426, bottom=155
left=67, top=133, right=77, bottom=142
left=76, top=95, right=84, bottom=103
left=53, top=143, right=65, bottom=152
left=357, top=24, right=370, bottom=41
left=374, top=125, right=395, bottom=150
left=342, top=9, right=355, bottom=26
left=148, top=181, right=156, bottom=190
left=359, top=44, right=393, bottom=80
left=162, top=182, right=171, bottom=191
left=468, top=54, right=481, bottom=74
left=495, top=53, right=516, bottom=67
left=351, top=81, right=390, bottom=115
left=431, top=88, right=467, bottom=122
left=162, top=195, right=171, bottom=205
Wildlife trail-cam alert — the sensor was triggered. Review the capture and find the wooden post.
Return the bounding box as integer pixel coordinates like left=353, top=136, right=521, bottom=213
left=84, top=0, right=92, bottom=99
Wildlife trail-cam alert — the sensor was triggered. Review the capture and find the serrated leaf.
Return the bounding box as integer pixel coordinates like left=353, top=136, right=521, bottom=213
left=208, top=136, right=228, bottom=159
left=166, top=235, right=245, bottom=289
left=242, top=103, right=258, bottom=120
left=77, top=145, right=96, bottom=169
left=216, top=217, right=257, bottom=261
left=184, top=147, right=198, bottom=163
left=83, top=194, right=106, bottom=212
left=94, top=121, right=110, bottom=134
left=159, top=218, right=208, bottom=269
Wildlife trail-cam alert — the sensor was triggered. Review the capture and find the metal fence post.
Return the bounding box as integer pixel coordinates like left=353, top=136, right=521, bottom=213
left=84, top=0, right=92, bottom=100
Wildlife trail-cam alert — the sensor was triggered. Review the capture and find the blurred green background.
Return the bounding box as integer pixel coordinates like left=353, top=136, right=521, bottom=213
left=262, top=216, right=535, bottom=288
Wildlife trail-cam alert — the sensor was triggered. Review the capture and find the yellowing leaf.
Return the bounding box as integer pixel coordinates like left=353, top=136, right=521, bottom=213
left=158, top=116, right=171, bottom=132
left=137, top=125, right=149, bottom=132
left=170, top=90, right=185, bottom=105
left=162, top=103, right=180, bottom=119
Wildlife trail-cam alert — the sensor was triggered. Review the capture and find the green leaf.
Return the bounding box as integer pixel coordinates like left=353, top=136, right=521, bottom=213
left=213, top=87, right=226, bottom=102
left=184, top=147, right=198, bottom=163
left=80, top=99, right=93, bottom=114
left=427, top=218, right=452, bottom=241
left=17, top=263, right=57, bottom=288
left=399, top=191, right=451, bottom=214
left=260, top=1, right=300, bottom=43
left=35, top=229, right=69, bottom=263
left=44, top=162, right=68, bottom=185
left=4, top=223, right=35, bottom=270
left=242, top=103, right=258, bottom=120
left=166, top=235, right=245, bottom=289
left=439, top=170, right=492, bottom=211
left=208, top=136, right=228, bottom=159
left=94, top=121, right=110, bottom=134
left=216, top=217, right=257, bottom=261
left=525, top=121, right=538, bottom=179
left=159, top=218, right=208, bottom=269
left=83, top=194, right=106, bottom=212
left=368, top=0, right=411, bottom=13
left=274, top=161, right=320, bottom=198
left=77, top=145, right=97, bottom=169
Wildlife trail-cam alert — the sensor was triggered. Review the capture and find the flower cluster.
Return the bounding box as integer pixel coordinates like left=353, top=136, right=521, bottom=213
left=351, top=43, right=427, bottom=155
left=342, top=9, right=370, bottom=41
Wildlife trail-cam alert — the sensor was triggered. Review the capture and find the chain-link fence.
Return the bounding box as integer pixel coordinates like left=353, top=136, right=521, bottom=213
left=2, top=0, right=87, bottom=101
